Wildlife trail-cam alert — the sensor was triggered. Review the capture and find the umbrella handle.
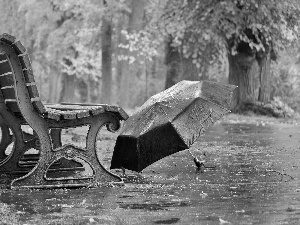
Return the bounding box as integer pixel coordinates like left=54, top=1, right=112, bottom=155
left=188, top=149, right=206, bottom=169
left=188, top=149, right=196, bottom=158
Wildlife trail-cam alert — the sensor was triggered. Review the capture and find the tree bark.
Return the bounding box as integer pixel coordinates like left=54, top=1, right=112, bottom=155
left=101, top=17, right=112, bottom=104
left=258, top=53, right=271, bottom=103
left=228, top=45, right=271, bottom=111
left=164, top=40, right=182, bottom=89
left=164, top=40, right=206, bottom=89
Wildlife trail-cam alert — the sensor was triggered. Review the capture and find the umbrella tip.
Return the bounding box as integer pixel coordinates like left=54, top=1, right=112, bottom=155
left=193, top=157, right=204, bottom=169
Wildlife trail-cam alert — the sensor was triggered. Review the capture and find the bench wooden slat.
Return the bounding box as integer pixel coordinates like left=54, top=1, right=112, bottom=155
left=45, top=104, right=101, bottom=120
left=0, top=33, right=16, bottom=44
left=0, top=53, right=7, bottom=61
left=45, top=110, right=61, bottom=121
left=1, top=86, right=16, bottom=99
left=44, top=107, right=77, bottom=120
left=0, top=73, right=14, bottom=87
left=59, top=102, right=129, bottom=120
left=76, top=110, right=90, bottom=118
left=12, top=41, right=26, bottom=55
left=0, top=60, right=12, bottom=75
left=90, top=107, right=105, bottom=116
left=0, top=58, right=7, bottom=64
left=27, top=84, right=39, bottom=98
left=32, top=100, right=46, bottom=114
left=46, top=104, right=106, bottom=118
left=23, top=69, right=35, bottom=83
left=5, top=98, right=46, bottom=115
left=19, top=54, right=32, bottom=70
left=5, top=100, right=19, bottom=112
left=47, top=104, right=98, bottom=111
left=60, top=111, right=77, bottom=120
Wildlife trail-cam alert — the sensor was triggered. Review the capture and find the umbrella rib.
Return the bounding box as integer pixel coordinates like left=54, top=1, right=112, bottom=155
left=158, top=104, right=192, bottom=147
left=157, top=103, right=173, bottom=121
left=198, top=96, right=229, bottom=111
left=169, top=97, right=230, bottom=147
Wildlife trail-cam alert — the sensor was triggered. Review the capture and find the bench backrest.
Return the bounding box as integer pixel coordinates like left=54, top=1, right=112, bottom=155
left=0, top=33, right=46, bottom=116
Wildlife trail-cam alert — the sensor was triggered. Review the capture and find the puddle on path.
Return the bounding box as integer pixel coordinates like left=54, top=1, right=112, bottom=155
left=1, top=120, right=300, bottom=225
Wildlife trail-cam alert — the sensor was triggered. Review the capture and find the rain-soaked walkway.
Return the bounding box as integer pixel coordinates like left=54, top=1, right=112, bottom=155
left=0, top=115, right=300, bottom=225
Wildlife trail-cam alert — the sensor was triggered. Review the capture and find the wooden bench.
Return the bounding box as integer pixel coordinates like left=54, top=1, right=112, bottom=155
left=0, top=33, right=129, bottom=189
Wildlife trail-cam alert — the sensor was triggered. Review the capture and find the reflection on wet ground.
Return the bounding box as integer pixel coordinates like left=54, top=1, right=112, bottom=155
left=1, top=117, right=300, bottom=224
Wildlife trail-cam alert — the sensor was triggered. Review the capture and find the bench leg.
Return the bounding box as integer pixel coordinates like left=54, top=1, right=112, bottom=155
left=11, top=113, right=123, bottom=189
left=50, top=129, right=62, bottom=148
left=0, top=118, right=13, bottom=160
left=0, top=120, right=40, bottom=175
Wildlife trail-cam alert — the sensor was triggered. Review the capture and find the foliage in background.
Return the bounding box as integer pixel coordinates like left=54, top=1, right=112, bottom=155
left=1, top=0, right=300, bottom=112
left=270, top=48, right=300, bottom=112
left=146, top=0, right=300, bottom=111
left=0, top=0, right=130, bottom=103
left=157, top=0, right=300, bottom=69
left=61, top=43, right=102, bottom=83
left=118, top=30, right=161, bottom=64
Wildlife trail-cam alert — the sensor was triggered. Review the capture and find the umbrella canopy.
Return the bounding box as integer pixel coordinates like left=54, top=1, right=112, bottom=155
left=111, top=80, right=237, bottom=172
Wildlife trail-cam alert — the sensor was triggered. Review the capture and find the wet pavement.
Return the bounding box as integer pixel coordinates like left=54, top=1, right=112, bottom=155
left=0, top=115, right=300, bottom=225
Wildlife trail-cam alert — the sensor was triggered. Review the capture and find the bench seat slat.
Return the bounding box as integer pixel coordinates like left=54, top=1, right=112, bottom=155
left=43, top=108, right=61, bottom=121
left=60, top=111, right=77, bottom=120
left=90, top=107, right=105, bottom=116
left=53, top=103, right=129, bottom=120
left=45, top=105, right=92, bottom=120
left=76, top=110, right=90, bottom=118
left=32, top=100, right=46, bottom=114
left=46, top=104, right=103, bottom=118
left=46, top=104, right=102, bottom=111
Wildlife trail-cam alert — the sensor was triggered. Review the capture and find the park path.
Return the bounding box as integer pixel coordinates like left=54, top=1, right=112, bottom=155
left=0, top=114, right=300, bottom=225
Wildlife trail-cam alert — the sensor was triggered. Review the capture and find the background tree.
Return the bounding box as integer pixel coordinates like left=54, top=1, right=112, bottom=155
left=1, top=0, right=300, bottom=115
left=157, top=0, right=300, bottom=111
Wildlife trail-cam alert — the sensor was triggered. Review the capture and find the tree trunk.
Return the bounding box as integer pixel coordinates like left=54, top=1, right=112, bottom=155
left=164, top=40, right=206, bottom=89
left=101, top=17, right=112, bottom=104
left=87, top=79, right=91, bottom=103
left=59, top=74, right=76, bottom=103
left=164, top=40, right=182, bottom=89
left=118, top=0, right=146, bottom=108
left=48, top=65, right=62, bottom=103
left=228, top=48, right=271, bottom=111
left=258, top=53, right=271, bottom=103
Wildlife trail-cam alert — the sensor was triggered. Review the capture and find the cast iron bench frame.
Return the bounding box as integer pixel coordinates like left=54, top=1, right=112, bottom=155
left=0, top=33, right=128, bottom=189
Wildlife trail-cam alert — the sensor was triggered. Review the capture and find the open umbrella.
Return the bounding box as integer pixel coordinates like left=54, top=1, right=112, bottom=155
left=110, top=80, right=237, bottom=172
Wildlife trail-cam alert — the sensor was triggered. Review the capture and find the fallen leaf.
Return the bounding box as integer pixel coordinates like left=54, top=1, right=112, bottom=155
left=219, top=218, right=231, bottom=224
